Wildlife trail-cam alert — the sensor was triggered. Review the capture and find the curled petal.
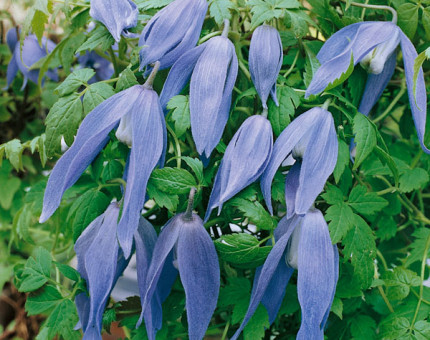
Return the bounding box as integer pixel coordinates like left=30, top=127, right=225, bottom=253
left=117, top=89, right=166, bottom=258
left=90, top=0, right=138, bottom=42
left=205, top=115, right=273, bottom=221
left=399, top=31, right=430, bottom=153
left=296, top=209, right=335, bottom=340
left=40, top=86, right=140, bottom=223
left=249, top=25, right=283, bottom=108
left=177, top=213, right=220, bottom=340
left=6, top=28, right=18, bottom=52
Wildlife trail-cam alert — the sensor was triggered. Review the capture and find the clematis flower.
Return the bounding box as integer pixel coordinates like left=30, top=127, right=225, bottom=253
left=142, top=189, right=220, bottom=340
left=231, top=209, right=339, bottom=340
left=160, top=22, right=238, bottom=160
left=77, top=51, right=114, bottom=83
left=305, top=21, right=429, bottom=153
left=138, top=0, right=208, bottom=74
left=5, top=28, right=58, bottom=90
left=74, top=203, right=130, bottom=340
left=40, top=63, right=166, bottom=259
left=249, top=25, right=283, bottom=108
left=90, top=0, right=138, bottom=42
left=261, top=107, right=338, bottom=217
left=204, top=114, right=273, bottom=222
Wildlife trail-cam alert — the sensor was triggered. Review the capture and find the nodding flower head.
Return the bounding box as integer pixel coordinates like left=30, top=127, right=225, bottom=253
left=261, top=107, right=338, bottom=217
left=142, top=189, right=220, bottom=340
left=40, top=65, right=166, bottom=259
left=204, top=114, right=273, bottom=222
left=231, top=209, right=339, bottom=340
left=139, top=0, right=208, bottom=74
left=90, top=0, right=138, bottom=42
left=249, top=25, right=283, bottom=108
left=77, top=51, right=114, bottom=83
left=306, top=20, right=429, bottom=154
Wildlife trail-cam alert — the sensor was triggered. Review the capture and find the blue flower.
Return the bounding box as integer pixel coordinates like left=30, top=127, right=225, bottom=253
left=261, top=107, right=338, bottom=217
left=40, top=64, right=166, bottom=259
left=90, top=0, right=138, bottom=42
left=231, top=209, right=339, bottom=340
left=139, top=0, right=208, bottom=74
left=249, top=25, right=283, bottom=108
left=305, top=21, right=429, bottom=153
left=5, top=29, right=58, bottom=90
left=160, top=28, right=238, bottom=160
left=204, top=115, right=273, bottom=222
left=74, top=203, right=130, bottom=340
left=142, top=189, right=220, bottom=340
left=77, top=51, right=114, bottom=83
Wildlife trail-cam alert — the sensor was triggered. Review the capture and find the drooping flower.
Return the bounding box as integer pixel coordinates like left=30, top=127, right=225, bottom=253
left=139, top=0, right=208, bottom=74
left=77, top=51, right=114, bottom=83
left=261, top=107, right=338, bottom=217
left=231, top=209, right=339, bottom=340
left=40, top=63, right=166, bottom=259
left=204, top=114, right=273, bottom=222
left=5, top=29, right=58, bottom=90
left=160, top=23, right=238, bottom=160
left=305, top=21, right=429, bottom=153
left=142, top=189, right=220, bottom=340
left=249, top=25, right=283, bottom=108
left=74, top=203, right=130, bottom=340
left=90, top=0, right=138, bottom=42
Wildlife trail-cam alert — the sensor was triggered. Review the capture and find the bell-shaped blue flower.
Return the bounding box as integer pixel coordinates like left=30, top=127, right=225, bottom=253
left=305, top=21, right=429, bottom=153
left=90, top=0, right=138, bottom=42
left=231, top=209, right=339, bottom=340
left=204, top=114, right=273, bottom=222
left=74, top=203, right=130, bottom=340
left=261, top=107, right=338, bottom=217
left=249, top=25, right=283, bottom=108
left=160, top=25, right=238, bottom=159
left=139, top=0, right=208, bottom=74
left=77, top=51, right=114, bottom=83
left=142, top=189, right=220, bottom=340
left=5, top=29, right=58, bottom=90
left=40, top=63, right=166, bottom=259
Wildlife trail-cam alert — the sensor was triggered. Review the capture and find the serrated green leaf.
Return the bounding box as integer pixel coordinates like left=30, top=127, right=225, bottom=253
left=325, top=51, right=354, bottom=92
left=333, top=139, right=349, bottom=183
left=76, top=26, right=115, bottom=53
left=101, top=160, right=124, bottom=183
left=136, top=0, right=174, bottom=10
left=321, top=184, right=344, bottom=205
left=268, top=85, right=299, bottom=136
left=116, top=67, right=138, bottom=92
left=83, top=82, right=115, bottom=115
left=248, top=0, right=300, bottom=29
left=0, top=176, right=21, bottom=210
left=4, top=139, right=24, bottom=171
left=167, top=95, right=191, bottom=138
left=243, top=305, right=270, bottom=340
left=55, top=68, right=95, bottom=96
left=209, top=0, right=234, bottom=26
left=303, top=43, right=320, bottom=87
left=406, top=228, right=430, bottom=266
left=54, top=262, right=81, bottom=282
left=399, top=167, right=429, bottom=193
left=181, top=156, right=205, bottom=185
left=325, top=202, right=355, bottom=243
left=26, top=285, right=63, bottom=315
left=149, top=167, right=197, bottom=194
left=146, top=181, right=179, bottom=212
left=228, top=197, right=277, bottom=230
left=348, top=185, right=388, bottom=215
left=350, top=315, right=376, bottom=340
left=44, top=299, right=81, bottom=340
left=397, top=3, right=419, bottom=39
left=353, top=114, right=377, bottom=169
left=19, top=247, right=52, bottom=292
left=383, top=267, right=421, bottom=301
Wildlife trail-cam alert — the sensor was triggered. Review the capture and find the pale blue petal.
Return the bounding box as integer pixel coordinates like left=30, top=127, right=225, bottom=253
left=399, top=31, right=430, bottom=153
left=5, top=52, right=19, bottom=89
left=6, top=28, right=18, bottom=52
left=285, top=161, right=301, bottom=219
left=321, top=245, right=339, bottom=330
left=177, top=213, right=220, bottom=340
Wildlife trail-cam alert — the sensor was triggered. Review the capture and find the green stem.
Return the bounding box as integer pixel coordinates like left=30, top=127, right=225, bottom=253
left=373, top=83, right=406, bottom=124
left=283, top=49, right=299, bottom=78
left=166, top=124, right=181, bottom=168
left=346, top=1, right=397, bottom=24
left=184, top=188, right=197, bottom=221
left=109, top=46, right=119, bottom=77
left=221, top=320, right=230, bottom=340
left=199, top=31, right=222, bottom=44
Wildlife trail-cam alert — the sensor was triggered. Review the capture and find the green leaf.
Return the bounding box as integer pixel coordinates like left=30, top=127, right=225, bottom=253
left=215, top=233, right=272, bottom=268
left=219, top=277, right=251, bottom=323
left=0, top=176, right=21, bottom=210
left=324, top=51, right=354, bottom=92
left=167, top=95, right=191, bottom=138
left=321, top=184, right=344, bottom=205
left=342, top=214, right=376, bottom=289
left=149, top=167, right=197, bottom=194
left=146, top=181, right=179, bottom=212
left=376, top=216, right=397, bottom=241
left=284, top=10, right=311, bottom=38
left=4, top=139, right=24, bottom=171
left=101, top=160, right=124, bottom=183
left=136, top=0, right=174, bottom=10
left=333, top=139, right=349, bottom=183
left=406, top=228, right=430, bottom=266
left=243, top=305, right=270, bottom=340
left=350, top=315, right=377, bottom=340
left=325, top=202, right=355, bottom=243
left=248, top=0, right=300, bottom=29
left=379, top=317, right=410, bottom=340
left=13, top=204, right=33, bottom=243
left=45, top=93, right=84, bottom=157
left=397, top=3, right=419, bottom=39
left=399, top=167, right=429, bottom=193
left=209, top=0, right=234, bottom=26
left=348, top=185, right=388, bottom=215
left=76, top=25, right=115, bottom=53
left=116, top=67, right=138, bottom=92
left=55, top=262, right=81, bottom=282
left=181, top=156, right=205, bottom=185
left=413, top=49, right=429, bottom=102
left=83, top=82, right=115, bottom=115
left=383, top=267, right=421, bottom=301
left=353, top=114, right=377, bottom=169
left=303, top=43, right=320, bottom=87
left=228, top=198, right=277, bottom=230
left=26, top=285, right=63, bottom=315
left=44, top=299, right=81, bottom=340
left=422, top=8, right=430, bottom=40
left=19, top=247, right=52, bottom=292
left=268, top=85, right=300, bottom=136
left=55, top=68, right=95, bottom=97
left=414, top=320, right=430, bottom=340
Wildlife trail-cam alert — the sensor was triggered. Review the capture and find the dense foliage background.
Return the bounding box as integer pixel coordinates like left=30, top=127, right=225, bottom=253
left=1, top=0, right=430, bottom=339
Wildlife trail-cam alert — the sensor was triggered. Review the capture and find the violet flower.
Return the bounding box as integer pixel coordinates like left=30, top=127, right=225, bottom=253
left=40, top=63, right=166, bottom=259
left=139, top=0, right=208, bottom=74
left=305, top=21, right=429, bottom=153
left=160, top=21, right=238, bottom=160
left=261, top=107, right=338, bottom=217
left=204, top=114, right=273, bottom=222
left=5, top=28, right=58, bottom=90
left=231, top=209, right=339, bottom=340
left=77, top=51, right=114, bottom=83
left=142, top=189, right=220, bottom=340
left=249, top=25, right=283, bottom=108
left=89, top=0, right=138, bottom=42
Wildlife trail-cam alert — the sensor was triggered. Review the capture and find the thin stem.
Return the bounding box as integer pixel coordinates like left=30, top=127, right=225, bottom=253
left=261, top=108, right=268, bottom=118
left=199, top=31, right=222, bottom=44
left=283, top=49, right=299, bottom=78
left=184, top=188, right=197, bottom=221
left=143, top=61, right=161, bottom=89
left=346, top=1, right=397, bottom=24
left=221, top=320, right=230, bottom=340
left=109, top=46, right=119, bottom=77
left=166, top=124, right=182, bottom=168
left=322, top=98, right=332, bottom=110
left=373, top=83, right=406, bottom=123
left=222, top=19, right=230, bottom=38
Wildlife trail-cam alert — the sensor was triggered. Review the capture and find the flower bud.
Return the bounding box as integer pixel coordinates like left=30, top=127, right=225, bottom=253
left=115, top=112, right=133, bottom=146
